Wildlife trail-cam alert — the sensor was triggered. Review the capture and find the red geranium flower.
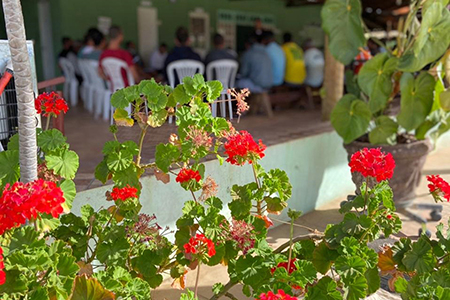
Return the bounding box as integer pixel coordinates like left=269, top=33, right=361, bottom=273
left=257, top=289, right=297, bottom=300
left=0, top=179, right=65, bottom=235
left=271, top=258, right=297, bottom=275
left=224, top=131, right=266, bottom=165
left=35, top=92, right=68, bottom=117
left=427, top=175, right=450, bottom=202
left=349, top=148, right=395, bottom=182
left=176, top=168, right=201, bottom=183
left=110, top=185, right=138, bottom=201
left=183, top=233, right=216, bottom=257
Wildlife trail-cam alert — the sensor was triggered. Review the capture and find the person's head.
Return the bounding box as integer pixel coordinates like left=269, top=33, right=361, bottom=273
left=213, top=33, right=225, bottom=49
left=302, top=38, right=315, bottom=51
left=109, top=25, right=124, bottom=44
left=261, top=31, right=274, bottom=45
left=175, top=27, right=189, bottom=46
left=283, top=32, right=293, bottom=44
left=254, top=18, right=262, bottom=30
left=159, top=43, right=168, bottom=53
left=89, top=29, right=105, bottom=49
left=62, top=37, right=72, bottom=49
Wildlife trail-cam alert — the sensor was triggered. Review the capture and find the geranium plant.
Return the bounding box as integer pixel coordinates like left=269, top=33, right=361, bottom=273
left=322, top=0, right=450, bottom=145
left=0, top=76, right=449, bottom=300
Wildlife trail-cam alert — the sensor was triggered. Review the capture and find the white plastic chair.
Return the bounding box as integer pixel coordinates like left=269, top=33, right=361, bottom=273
left=83, top=60, right=111, bottom=120
left=206, top=59, right=238, bottom=119
left=59, top=57, right=79, bottom=107
left=100, top=58, right=134, bottom=124
left=166, top=60, right=205, bottom=123
left=78, top=59, right=95, bottom=113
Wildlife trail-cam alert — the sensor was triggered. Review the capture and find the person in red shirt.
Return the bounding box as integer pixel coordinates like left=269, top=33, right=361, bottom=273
left=99, top=25, right=140, bottom=87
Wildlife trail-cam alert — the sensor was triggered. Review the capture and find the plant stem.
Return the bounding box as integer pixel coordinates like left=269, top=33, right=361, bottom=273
left=288, top=218, right=294, bottom=265
left=274, top=233, right=324, bottom=254
left=190, top=189, right=198, bottom=203
left=270, top=217, right=317, bottom=233
left=224, top=292, right=238, bottom=300
left=364, top=177, right=369, bottom=214
left=45, top=115, right=51, bottom=131
left=251, top=164, right=263, bottom=215
left=87, top=206, right=118, bottom=264
left=209, top=281, right=237, bottom=300
left=194, top=261, right=201, bottom=298
left=136, top=125, right=148, bottom=167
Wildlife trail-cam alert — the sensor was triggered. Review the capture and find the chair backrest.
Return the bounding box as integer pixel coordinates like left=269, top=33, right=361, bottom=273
left=167, top=60, right=205, bottom=88
left=101, top=57, right=135, bottom=91
left=84, top=59, right=106, bottom=89
left=206, top=59, right=239, bottom=91
left=59, top=57, right=77, bottom=81
left=77, top=59, right=91, bottom=85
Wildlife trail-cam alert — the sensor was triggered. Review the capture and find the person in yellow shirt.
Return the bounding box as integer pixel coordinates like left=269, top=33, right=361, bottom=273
left=282, top=32, right=306, bottom=85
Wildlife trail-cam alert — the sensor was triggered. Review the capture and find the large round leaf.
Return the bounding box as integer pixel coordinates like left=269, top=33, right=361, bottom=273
left=69, top=275, right=116, bottom=300
left=321, top=0, right=366, bottom=65
left=46, top=149, right=79, bottom=180
left=358, top=53, right=398, bottom=112
left=399, top=3, right=450, bottom=72
left=397, top=72, right=436, bottom=131
left=37, top=129, right=67, bottom=152
left=0, top=150, right=20, bottom=188
left=330, top=94, right=372, bottom=144
left=368, top=116, right=398, bottom=145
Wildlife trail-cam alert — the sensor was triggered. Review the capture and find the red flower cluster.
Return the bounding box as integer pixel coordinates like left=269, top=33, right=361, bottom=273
left=224, top=131, right=266, bottom=165
left=427, top=175, right=450, bottom=202
left=257, top=290, right=297, bottom=300
left=183, top=233, right=216, bottom=257
left=0, top=247, right=5, bottom=285
left=226, top=219, right=255, bottom=255
left=35, top=92, right=69, bottom=117
left=349, top=148, right=395, bottom=182
left=176, top=168, right=201, bottom=183
left=0, top=179, right=65, bottom=235
left=110, top=185, right=138, bottom=201
left=271, top=258, right=297, bottom=275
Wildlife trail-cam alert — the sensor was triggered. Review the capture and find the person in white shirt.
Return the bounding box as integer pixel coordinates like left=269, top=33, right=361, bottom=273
left=302, top=39, right=324, bottom=88
left=149, top=43, right=168, bottom=74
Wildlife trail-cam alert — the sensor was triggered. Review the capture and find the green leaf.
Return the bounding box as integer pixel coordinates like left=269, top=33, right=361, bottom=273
left=321, top=0, right=366, bottom=65
left=37, top=129, right=67, bottom=152
left=365, top=267, right=380, bottom=295
left=57, top=254, right=80, bottom=277
left=440, top=89, right=450, bottom=112
left=111, top=85, right=139, bottom=109
left=97, top=237, right=130, bottom=266
left=0, top=269, right=28, bottom=295
left=291, top=260, right=317, bottom=288
left=172, top=85, right=192, bottom=105
left=112, top=165, right=141, bottom=188
left=345, top=70, right=361, bottom=97
left=206, top=81, right=223, bottom=102
left=113, top=108, right=134, bottom=127
left=330, top=94, right=371, bottom=144
left=369, top=116, right=398, bottom=145
left=46, top=149, right=79, bottom=179
left=155, top=143, right=179, bottom=173
left=9, top=226, right=42, bottom=252
left=60, top=179, right=76, bottom=212
left=399, top=2, right=450, bottom=72
left=335, top=256, right=366, bottom=279
left=393, top=276, right=408, bottom=293
left=229, top=183, right=260, bottom=220
left=0, top=150, right=20, bottom=188
left=261, top=169, right=292, bottom=202
left=358, top=53, right=398, bottom=113
left=305, top=276, right=343, bottom=300
left=312, top=241, right=339, bottom=274
left=69, top=275, right=116, bottom=300
left=402, top=237, right=436, bottom=274
left=397, top=72, right=436, bottom=131
left=147, top=109, right=168, bottom=128
left=139, top=79, right=164, bottom=107
left=235, top=255, right=271, bottom=287
left=7, top=133, right=19, bottom=150
left=106, top=148, right=134, bottom=172
left=343, top=274, right=367, bottom=300
left=95, top=160, right=110, bottom=184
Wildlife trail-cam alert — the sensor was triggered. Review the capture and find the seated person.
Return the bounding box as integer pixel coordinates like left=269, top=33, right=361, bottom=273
left=164, top=26, right=202, bottom=80
left=236, top=36, right=273, bottom=93
left=99, top=25, right=140, bottom=86
left=149, top=43, right=168, bottom=75
left=303, top=39, right=324, bottom=88
left=282, top=32, right=306, bottom=86
left=262, top=31, right=286, bottom=87
left=204, top=33, right=236, bottom=65
left=78, top=28, right=105, bottom=61
left=126, top=41, right=144, bottom=68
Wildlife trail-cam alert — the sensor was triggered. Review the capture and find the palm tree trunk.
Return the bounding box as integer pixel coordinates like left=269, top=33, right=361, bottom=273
left=2, top=0, right=38, bottom=183
left=322, top=36, right=344, bottom=121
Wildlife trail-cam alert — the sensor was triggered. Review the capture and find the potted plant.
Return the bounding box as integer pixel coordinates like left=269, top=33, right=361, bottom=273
left=322, top=0, right=450, bottom=204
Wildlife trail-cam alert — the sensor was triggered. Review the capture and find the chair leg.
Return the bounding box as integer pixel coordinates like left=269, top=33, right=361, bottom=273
left=64, top=83, right=70, bottom=104
left=212, top=102, right=217, bottom=118
left=220, top=95, right=226, bottom=118
left=261, top=93, right=273, bottom=118
left=103, top=92, right=111, bottom=121
left=227, top=94, right=233, bottom=120
left=306, top=86, right=314, bottom=110
left=70, top=82, right=78, bottom=106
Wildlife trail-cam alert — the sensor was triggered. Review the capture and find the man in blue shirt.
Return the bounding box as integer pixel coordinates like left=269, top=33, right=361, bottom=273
left=262, top=31, right=286, bottom=86
left=237, top=37, right=273, bottom=93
